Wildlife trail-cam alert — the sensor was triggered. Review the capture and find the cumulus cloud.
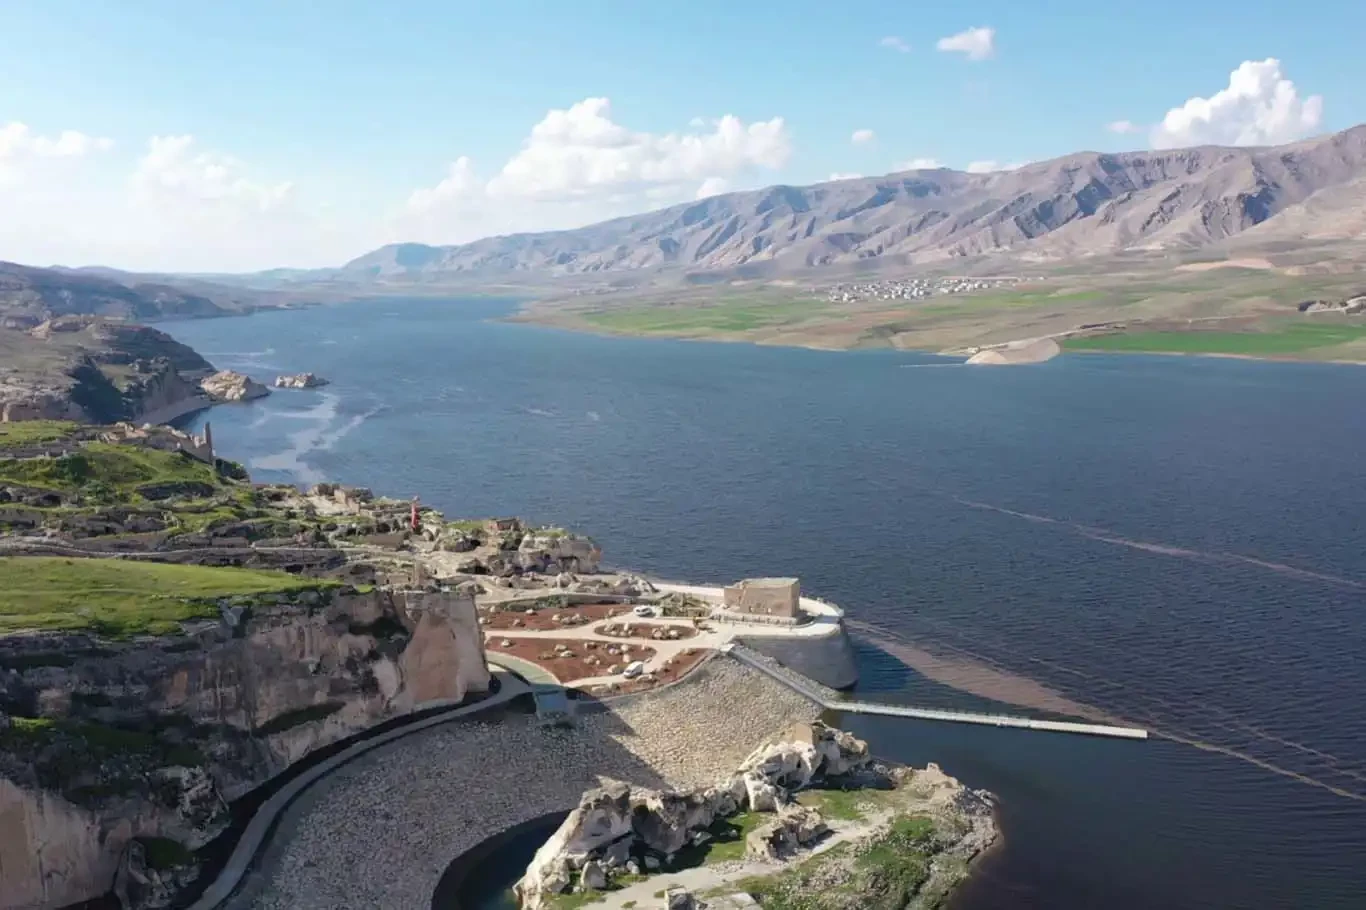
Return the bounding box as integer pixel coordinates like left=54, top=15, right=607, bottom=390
left=402, top=97, right=791, bottom=243
left=895, top=157, right=942, bottom=170
left=1107, top=120, right=1139, bottom=134
left=1150, top=58, right=1323, bottom=149
left=132, top=135, right=292, bottom=211
left=0, top=128, right=362, bottom=272
left=0, top=122, right=113, bottom=161
left=850, top=129, right=876, bottom=145
left=936, top=27, right=995, bottom=61
left=879, top=36, right=911, bottom=53
left=695, top=176, right=730, bottom=199
left=828, top=172, right=862, bottom=181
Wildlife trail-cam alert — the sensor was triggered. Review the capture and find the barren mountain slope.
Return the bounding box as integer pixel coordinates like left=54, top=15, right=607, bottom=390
left=344, top=125, right=1366, bottom=279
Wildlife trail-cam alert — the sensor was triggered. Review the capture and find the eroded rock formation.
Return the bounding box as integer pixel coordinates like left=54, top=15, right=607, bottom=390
left=0, top=588, right=489, bottom=909
left=273, top=373, right=329, bottom=389
left=513, top=721, right=875, bottom=909
left=200, top=370, right=269, bottom=403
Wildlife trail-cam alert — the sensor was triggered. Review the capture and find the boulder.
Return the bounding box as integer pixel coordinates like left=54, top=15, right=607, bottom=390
left=273, top=373, right=329, bottom=389
left=745, top=805, right=828, bottom=862
left=200, top=370, right=269, bottom=403
left=578, top=859, right=609, bottom=892
left=664, top=886, right=696, bottom=909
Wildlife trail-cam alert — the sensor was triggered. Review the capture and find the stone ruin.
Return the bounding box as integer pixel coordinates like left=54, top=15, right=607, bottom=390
left=100, top=421, right=214, bottom=464
left=721, top=577, right=801, bottom=619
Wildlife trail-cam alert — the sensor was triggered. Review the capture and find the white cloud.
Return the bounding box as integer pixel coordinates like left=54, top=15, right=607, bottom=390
left=402, top=97, right=791, bottom=244
left=1150, top=58, right=1323, bottom=149
left=696, top=176, right=730, bottom=199
left=965, top=160, right=1026, bottom=173
left=850, top=129, right=876, bottom=145
left=0, top=130, right=363, bottom=272
left=936, top=27, right=995, bottom=61
left=895, top=157, right=942, bottom=170
left=132, top=135, right=292, bottom=212
left=828, top=172, right=862, bottom=181
left=0, top=122, right=113, bottom=161
left=1107, top=120, right=1139, bottom=135
left=879, top=36, right=911, bottom=53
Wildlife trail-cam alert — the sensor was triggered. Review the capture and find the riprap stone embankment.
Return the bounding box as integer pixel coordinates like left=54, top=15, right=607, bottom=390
left=230, top=656, right=822, bottom=910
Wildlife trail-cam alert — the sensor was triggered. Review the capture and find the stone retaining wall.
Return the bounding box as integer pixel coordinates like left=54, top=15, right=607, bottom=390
left=229, top=656, right=822, bottom=910
left=738, top=623, right=860, bottom=690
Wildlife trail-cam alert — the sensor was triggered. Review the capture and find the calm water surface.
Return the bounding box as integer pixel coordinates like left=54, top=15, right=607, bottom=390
left=164, top=299, right=1366, bottom=910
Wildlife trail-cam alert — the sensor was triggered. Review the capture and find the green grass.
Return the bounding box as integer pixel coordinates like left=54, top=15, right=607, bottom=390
left=0, top=556, right=336, bottom=636
left=581, top=297, right=830, bottom=335
left=665, top=810, right=767, bottom=869
left=444, top=519, right=488, bottom=534
left=731, top=814, right=944, bottom=910
left=0, top=443, right=224, bottom=496
left=1064, top=321, right=1366, bottom=356
left=545, top=873, right=648, bottom=909
left=0, top=420, right=79, bottom=447
left=795, top=787, right=869, bottom=821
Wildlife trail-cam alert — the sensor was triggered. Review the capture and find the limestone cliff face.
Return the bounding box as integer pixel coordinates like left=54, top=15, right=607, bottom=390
left=0, top=587, right=490, bottom=910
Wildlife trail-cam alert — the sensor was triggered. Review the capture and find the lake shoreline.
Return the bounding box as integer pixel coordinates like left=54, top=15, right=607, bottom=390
left=511, top=308, right=1366, bottom=365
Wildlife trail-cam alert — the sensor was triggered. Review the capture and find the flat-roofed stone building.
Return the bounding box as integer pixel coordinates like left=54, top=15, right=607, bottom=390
left=722, top=577, right=801, bottom=618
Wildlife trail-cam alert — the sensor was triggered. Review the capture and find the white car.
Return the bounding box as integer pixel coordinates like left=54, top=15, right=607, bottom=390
left=632, top=605, right=657, bottom=618
left=623, top=660, right=645, bottom=679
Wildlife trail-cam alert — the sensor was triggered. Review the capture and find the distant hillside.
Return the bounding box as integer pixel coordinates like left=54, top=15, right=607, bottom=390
left=0, top=261, right=230, bottom=323
left=0, top=261, right=317, bottom=325
left=343, top=125, right=1366, bottom=280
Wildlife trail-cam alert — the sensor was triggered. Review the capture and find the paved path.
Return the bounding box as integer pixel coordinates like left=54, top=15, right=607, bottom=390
left=188, top=670, right=529, bottom=910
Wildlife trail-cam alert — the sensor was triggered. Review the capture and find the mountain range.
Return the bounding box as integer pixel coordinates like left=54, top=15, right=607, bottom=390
left=3, top=126, right=1366, bottom=325
left=344, top=124, right=1366, bottom=280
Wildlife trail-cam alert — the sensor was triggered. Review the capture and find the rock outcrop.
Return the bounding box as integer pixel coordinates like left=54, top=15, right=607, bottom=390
left=516, top=531, right=602, bottom=574
left=200, top=370, right=269, bottom=403
left=0, top=588, right=490, bottom=909
left=273, top=373, right=329, bottom=389
left=964, top=337, right=1061, bottom=365
left=514, top=721, right=873, bottom=909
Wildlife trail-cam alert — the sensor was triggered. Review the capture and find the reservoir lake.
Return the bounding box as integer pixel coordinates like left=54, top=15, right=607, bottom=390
left=164, top=298, right=1366, bottom=910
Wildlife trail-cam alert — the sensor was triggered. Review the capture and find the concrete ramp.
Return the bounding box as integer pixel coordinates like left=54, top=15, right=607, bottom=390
left=723, top=643, right=1148, bottom=741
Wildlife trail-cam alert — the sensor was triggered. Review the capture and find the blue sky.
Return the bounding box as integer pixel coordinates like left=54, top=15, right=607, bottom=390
left=1, top=0, right=1362, bottom=271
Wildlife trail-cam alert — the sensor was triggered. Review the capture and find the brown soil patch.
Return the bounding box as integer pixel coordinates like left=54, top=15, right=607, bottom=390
left=581, top=647, right=713, bottom=696
left=479, top=601, right=633, bottom=632
left=592, top=620, right=698, bottom=641
left=484, top=635, right=657, bottom=683
left=1174, top=258, right=1275, bottom=273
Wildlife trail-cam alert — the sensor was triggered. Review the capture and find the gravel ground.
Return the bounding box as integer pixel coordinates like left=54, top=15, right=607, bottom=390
left=231, top=657, right=821, bottom=910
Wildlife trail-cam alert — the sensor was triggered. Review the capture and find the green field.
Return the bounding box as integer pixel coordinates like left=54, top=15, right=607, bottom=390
left=0, top=442, right=224, bottom=495
left=0, top=556, right=334, bottom=636
left=0, top=420, right=80, bottom=447
left=580, top=297, right=829, bottom=335
left=1064, top=321, right=1366, bottom=356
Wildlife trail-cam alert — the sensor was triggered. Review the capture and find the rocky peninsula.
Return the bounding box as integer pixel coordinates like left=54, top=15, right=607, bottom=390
left=514, top=721, right=995, bottom=910
left=0, top=419, right=990, bottom=910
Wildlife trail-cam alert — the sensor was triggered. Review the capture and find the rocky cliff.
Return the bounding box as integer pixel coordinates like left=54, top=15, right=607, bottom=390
left=0, top=586, right=490, bottom=910
left=0, top=318, right=215, bottom=425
